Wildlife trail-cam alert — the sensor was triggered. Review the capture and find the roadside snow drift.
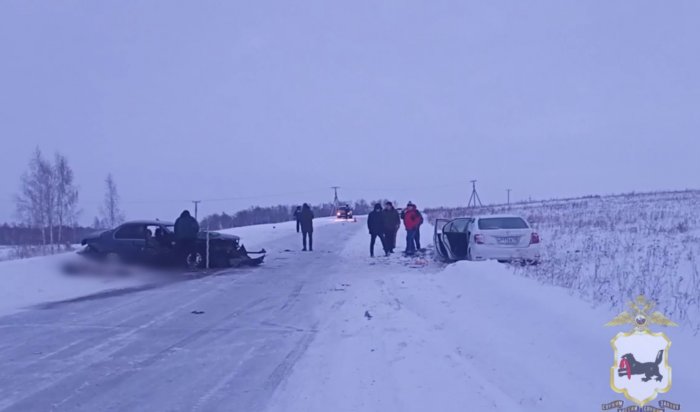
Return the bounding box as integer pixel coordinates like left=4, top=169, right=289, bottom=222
left=267, top=227, right=698, bottom=412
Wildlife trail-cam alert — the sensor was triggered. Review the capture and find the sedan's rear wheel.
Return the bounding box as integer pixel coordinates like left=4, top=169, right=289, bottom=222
left=186, top=252, right=204, bottom=269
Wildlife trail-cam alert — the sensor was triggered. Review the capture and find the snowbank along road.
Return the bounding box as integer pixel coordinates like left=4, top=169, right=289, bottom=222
left=0, top=218, right=696, bottom=412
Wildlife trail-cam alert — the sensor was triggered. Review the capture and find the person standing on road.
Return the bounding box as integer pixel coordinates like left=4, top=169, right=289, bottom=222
left=402, top=203, right=421, bottom=255
left=382, top=201, right=400, bottom=253
left=299, top=203, right=314, bottom=251
left=414, top=203, right=424, bottom=251
left=174, top=210, right=200, bottom=265
left=367, top=203, right=388, bottom=257
left=293, top=206, right=302, bottom=233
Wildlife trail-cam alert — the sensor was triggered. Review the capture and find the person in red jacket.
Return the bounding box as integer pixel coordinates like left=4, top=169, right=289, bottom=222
left=402, top=202, right=421, bottom=255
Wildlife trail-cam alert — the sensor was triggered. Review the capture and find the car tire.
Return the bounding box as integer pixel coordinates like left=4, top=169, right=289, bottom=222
left=466, top=247, right=473, bottom=261
left=186, top=252, right=204, bottom=269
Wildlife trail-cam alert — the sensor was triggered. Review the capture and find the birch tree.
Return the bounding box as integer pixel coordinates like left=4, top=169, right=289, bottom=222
left=100, top=173, right=124, bottom=227
left=54, top=153, right=80, bottom=246
left=15, top=148, right=55, bottom=249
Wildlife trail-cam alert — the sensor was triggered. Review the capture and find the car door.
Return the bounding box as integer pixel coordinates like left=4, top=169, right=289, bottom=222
left=433, top=219, right=451, bottom=259
left=442, top=218, right=472, bottom=260
left=440, top=220, right=459, bottom=260
left=112, top=223, right=147, bottom=261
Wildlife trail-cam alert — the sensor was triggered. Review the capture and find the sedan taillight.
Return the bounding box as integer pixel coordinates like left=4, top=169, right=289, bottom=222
left=530, top=232, right=540, bottom=244
left=474, top=234, right=485, bottom=244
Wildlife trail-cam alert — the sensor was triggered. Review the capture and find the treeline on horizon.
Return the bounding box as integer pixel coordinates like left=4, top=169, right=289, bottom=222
left=199, top=199, right=392, bottom=230
left=0, top=199, right=393, bottom=245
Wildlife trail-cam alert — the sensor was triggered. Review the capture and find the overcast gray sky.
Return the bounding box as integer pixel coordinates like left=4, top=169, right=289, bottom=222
left=1, top=1, right=699, bottom=223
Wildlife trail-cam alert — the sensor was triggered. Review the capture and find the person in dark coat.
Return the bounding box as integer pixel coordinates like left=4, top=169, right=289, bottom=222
left=382, top=201, right=400, bottom=253
left=367, top=203, right=388, bottom=257
left=174, top=210, right=200, bottom=264
left=299, top=203, right=314, bottom=251
left=293, top=206, right=302, bottom=233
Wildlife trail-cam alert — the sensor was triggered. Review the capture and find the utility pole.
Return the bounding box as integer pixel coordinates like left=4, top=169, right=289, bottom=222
left=506, top=189, right=511, bottom=205
left=467, top=180, right=483, bottom=209
left=331, top=186, right=340, bottom=207
left=192, top=200, right=201, bottom=220
left=330, top=186, right=341, bottom=217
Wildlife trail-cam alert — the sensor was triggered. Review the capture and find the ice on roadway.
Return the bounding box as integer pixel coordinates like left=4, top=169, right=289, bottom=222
left=0, top=217, right=697, bottom=412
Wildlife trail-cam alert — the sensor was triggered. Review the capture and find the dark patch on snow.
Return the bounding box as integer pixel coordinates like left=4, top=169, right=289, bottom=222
left=35, top=268, right=242, bottom=310
left=36, top=282, right=165, bottom=309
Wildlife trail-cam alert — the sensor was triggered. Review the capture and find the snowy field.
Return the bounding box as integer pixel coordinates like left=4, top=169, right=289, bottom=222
left=0, top=246, right=11, bottom=261
left=0, top=214, right=696, bottom=411
left=429, top=190, right=700, bottom=334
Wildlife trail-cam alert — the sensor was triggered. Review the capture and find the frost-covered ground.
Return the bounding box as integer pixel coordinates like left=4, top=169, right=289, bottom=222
left=428, top=190, right=700, bottom=334
left=0, top=214, right=695, bottom=411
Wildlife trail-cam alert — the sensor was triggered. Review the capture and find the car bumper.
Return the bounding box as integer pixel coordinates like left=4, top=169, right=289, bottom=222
left=470, top=244, right=541, bottom=262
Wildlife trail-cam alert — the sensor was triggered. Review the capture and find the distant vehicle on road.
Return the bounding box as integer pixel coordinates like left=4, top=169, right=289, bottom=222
left=434, top=214, right=540, bottom=264
left=335, top=205, right=354, bottom=220
left=80, top=220, right=265, bottom=269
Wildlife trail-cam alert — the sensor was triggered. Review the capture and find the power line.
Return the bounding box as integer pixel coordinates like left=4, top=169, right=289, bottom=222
left=69, top=188, right=329, bottom=206
left=1, top=181, right=477, bottom=208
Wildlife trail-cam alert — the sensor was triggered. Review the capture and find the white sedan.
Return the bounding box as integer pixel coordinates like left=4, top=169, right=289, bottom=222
left=434, top=214, right=541, bottom=263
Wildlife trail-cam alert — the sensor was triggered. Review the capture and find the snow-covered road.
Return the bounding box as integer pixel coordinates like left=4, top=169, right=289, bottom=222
left=0, top=218, right=695, bottom=411
left=0, top=219, right=359, bottom=412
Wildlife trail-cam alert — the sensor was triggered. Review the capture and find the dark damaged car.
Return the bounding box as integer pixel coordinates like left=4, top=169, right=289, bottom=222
left=80, top=220, right=265, bottom=269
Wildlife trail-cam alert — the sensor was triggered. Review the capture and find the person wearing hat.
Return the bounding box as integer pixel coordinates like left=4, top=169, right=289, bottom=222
left=382, top=201, right=400, bottom=253
left=401, top=201, right=424, bottom=252
left=413, top=202, right=424, bottom=251
left=367, top=203, right=388, bottom=257
left=402, top=202, right=421, bottom=255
